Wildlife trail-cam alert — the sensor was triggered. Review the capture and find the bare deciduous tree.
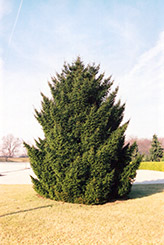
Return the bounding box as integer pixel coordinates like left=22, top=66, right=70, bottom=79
left=0, top=134, right=22, bottom=158
left=126, top=137, right=151, bottom=155
left=126, top=136, right=164, bottom=160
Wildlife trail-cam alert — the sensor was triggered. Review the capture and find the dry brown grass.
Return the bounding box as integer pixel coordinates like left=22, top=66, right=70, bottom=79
left=0, top=184, right=164, bottom=244
left=0, top=157, right=29, bottom=162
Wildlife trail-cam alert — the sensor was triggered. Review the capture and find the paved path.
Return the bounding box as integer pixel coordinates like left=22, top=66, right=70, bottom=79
left=0, top=162, right=36, bottom=184
left=134, top=170, right=164, bottom=184
left=0, top=162, right=164, bottom=184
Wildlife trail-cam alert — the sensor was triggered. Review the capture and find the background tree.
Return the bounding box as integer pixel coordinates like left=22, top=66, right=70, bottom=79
left=131, top=141, right=143, bottom=161
left=149, top=134, right=163, bottom=161
left=0, top=134, right=22, bottom=158
left=126, top=137, right=151, bottom=157
left=25, top=57, right=141, bottom=205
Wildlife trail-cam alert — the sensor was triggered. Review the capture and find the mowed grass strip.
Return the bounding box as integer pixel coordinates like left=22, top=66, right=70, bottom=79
left=139, top=161, right=164, bottom=172
left=0, top=185, right=164, bottom=244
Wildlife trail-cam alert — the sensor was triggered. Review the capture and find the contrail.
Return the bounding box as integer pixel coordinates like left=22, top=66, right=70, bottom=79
left=8, top=0, right=23, bottom=46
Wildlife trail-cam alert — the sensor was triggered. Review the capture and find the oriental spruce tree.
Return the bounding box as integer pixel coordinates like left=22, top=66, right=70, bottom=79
left=25, top=57, right=141, bottom=204
left=149, top=134, right=163, bottom=161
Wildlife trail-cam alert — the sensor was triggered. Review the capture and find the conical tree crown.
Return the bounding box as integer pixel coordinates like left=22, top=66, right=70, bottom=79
left=25, top=57, right=141, bottom=204
left=149, top=134, right=163, bottom=161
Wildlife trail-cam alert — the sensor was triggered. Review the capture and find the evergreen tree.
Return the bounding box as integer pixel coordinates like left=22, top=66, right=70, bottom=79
left=24, top=57, right=141, bottom=204
left=149, top=134, right=163, bottom=161
left=131, top=141, right=143, bottom=161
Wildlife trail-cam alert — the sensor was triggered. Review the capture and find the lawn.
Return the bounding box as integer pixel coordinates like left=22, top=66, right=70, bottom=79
left=0, top=184, right=164, bottom=244
left=139, top=161, right=164, bottom=172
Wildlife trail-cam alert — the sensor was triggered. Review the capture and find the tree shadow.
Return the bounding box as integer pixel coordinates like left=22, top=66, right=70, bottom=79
left=129, top=184, right=164, bottom=199
left=134, top=179, right=164, bottom=184
left=0, top=205, right=53, bottom=218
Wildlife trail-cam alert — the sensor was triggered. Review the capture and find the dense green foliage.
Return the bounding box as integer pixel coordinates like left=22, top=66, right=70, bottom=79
left=131, top=141, right=143, bottom=160
left=139, top=161, right=164, bottom=172
left=25, top=57, right=141, bottom=204
left=149, top=134, right=163, bottom=161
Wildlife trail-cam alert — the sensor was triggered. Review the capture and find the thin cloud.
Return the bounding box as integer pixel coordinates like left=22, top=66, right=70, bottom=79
left=8, top=0, right=23, bottom=46
left=0, top=0, right=10, bottom=20
left=127, top=31, right=164, bottom=79
left=118, top=31, right=164, bottom=137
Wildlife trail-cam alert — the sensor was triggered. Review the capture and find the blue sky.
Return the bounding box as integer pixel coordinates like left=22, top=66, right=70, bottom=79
left=1, top=0, right=164, bottom=143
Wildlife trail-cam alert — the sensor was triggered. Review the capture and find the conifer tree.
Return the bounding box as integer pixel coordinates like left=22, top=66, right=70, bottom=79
left=149, top=134, right=163, bottom=161
left=131, top=141, right=142, bottom=160
left=24, top=57, right=141, bottom=204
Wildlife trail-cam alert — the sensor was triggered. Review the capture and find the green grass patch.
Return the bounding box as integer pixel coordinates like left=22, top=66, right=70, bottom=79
left=139, top=161, right=164, bottom=172
left=0, top=185, right=164, bottom=244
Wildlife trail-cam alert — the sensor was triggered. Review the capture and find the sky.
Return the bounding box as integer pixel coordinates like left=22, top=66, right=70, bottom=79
left=0, top=0, right=164, bottom=144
